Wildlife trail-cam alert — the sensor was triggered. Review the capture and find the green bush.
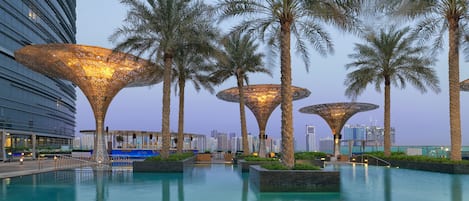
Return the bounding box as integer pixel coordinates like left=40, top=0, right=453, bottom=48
left=144, top=152, right=194, bottom=161
left=294, top=152, right=327, bottom=160
left=367, top=151, right=469, bottom=165
left=244, top=156, right=278, bottom=161
left=293, top=163, right=321, bottom=170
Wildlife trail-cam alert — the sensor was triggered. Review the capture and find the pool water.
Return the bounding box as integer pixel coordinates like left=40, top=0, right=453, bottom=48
left=0, top=164, right=468, bottom=201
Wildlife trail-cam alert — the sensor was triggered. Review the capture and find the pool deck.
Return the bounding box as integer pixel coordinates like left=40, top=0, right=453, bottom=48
left=0, top=159, right=87, bottom=179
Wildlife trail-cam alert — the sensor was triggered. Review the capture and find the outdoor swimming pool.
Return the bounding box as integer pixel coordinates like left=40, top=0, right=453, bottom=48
left=0, top=163, right=468, bottom=201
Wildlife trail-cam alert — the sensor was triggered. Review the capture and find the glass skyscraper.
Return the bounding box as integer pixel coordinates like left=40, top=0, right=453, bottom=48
left=0, top=1, right=76, bottom=160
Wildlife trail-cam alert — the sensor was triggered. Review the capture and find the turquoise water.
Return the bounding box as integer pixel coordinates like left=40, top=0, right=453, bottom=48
left=0, top=164, right=468, bottom=201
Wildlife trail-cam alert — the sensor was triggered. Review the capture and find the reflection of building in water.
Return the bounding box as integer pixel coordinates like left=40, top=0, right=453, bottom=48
left=76, top=130, right=206, bottom=151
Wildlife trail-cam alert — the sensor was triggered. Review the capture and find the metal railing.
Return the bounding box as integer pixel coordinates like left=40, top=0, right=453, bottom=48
left=361, top=154, right=391, bottom=167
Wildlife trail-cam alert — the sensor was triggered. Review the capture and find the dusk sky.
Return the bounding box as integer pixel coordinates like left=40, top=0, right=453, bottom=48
left=75, top=1, right=469, bottom=147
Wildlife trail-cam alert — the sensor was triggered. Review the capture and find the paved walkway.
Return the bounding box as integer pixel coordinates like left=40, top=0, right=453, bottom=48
left=0, top=159, right=91, bottom=179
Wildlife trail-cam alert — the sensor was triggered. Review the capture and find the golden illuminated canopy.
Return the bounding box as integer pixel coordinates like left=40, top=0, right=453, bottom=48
left=14, top=44, right=162, bottom=121
left=14, top=44, right=163, bottom=164
left=217, top=84, right=311, bottom=132
left=299, top=102, right=378, bottom=135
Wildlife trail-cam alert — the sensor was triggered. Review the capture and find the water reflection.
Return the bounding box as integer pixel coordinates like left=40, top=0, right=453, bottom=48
left=383, top=168, right=391, bottom=201
left=94, top=170, right=109, bottom=201
left=1, top=164, right=469, bottom=201
left=452, top=175, right=462, bottom=201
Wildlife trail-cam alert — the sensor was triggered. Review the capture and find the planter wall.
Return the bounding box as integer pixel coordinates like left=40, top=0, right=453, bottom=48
left=387, top=160, right=469, bottom=174
left=196, top=153, right=212, bottom=162
left=249, top=165, right=340, bottom=192
left=295, top=159, right=325, bottom=168
left=133, top=156, right=195, bottom=172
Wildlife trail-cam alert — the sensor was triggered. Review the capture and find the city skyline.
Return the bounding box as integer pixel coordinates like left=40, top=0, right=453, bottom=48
left=75, top=0, right=469, bottom=147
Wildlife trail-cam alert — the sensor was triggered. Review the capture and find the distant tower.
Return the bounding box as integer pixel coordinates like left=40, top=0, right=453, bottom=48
left=306, top=125, right=317, bottom=151
left=319, top=137, right=334, bottom=154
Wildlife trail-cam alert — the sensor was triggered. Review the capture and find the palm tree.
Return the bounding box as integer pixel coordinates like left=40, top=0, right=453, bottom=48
left=211, top=32, right=271, bottom=156
left=344, top=26, right=440, bottom=156
left=110, top=0, right=214, bottom=158
left=172, top=47, right=218, bottom=153
left=380, top=0, right=469, bottom=161
left=216, top=0, right=363, bottom=167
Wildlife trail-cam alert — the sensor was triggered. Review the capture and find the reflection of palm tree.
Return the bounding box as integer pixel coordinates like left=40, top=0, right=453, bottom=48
left=451, top=176, right=462, bottom=201
left=110, top=0, right=213, bottom=158
left=383, top=168, right=391, bottom=201
left=241, top=173, right=249, bottom=201
left=344, top=26, right=440, bottom=156
left=211, top=32, right=270, bottom=156
left=217, top=0, right=363, bottom=167
left=383, top=1, right=469, bottom=160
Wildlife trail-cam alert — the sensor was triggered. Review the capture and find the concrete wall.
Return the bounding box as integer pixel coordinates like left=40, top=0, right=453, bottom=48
left=133, top=156, right=195, bottom=172
left=249, top=165, right=340, bottom=192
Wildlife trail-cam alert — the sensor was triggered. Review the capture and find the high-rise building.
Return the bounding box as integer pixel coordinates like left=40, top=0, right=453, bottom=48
left=305, top=125, right=317, bottom=151
left=0, top=1, right=77, bottom=160
left=366, top=126, right=396, bottom=146
left=343, top=124, right=366, bottom=146
left=319, top=137, right=334, bottom=154
left=341, top=124, right=396, bottom=146
left=210, top=130, right=229, bottom=151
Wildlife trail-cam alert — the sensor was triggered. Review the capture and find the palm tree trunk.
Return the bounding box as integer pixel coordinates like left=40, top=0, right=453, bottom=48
left=236, top=72, right=250, bottom=156
left=177, top=78, right=185, bottom=153
left=161, top=54, right=172, bottom=159
left=280, top=20, right=294, bottom=168
left=384, top=81, right=391, bottom=157
left=448, top=18, right=461, bottom=161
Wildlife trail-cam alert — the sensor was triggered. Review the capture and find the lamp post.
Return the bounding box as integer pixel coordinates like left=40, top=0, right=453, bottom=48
left=217, top=84, right=310, bottom=157
left=15, top=44, right=162, bottom=164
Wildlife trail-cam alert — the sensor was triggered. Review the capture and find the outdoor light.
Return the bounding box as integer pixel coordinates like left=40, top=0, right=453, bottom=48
left=15, top=44, right=163, bottom=164
left=217, top=84, right=310, bottom=157
left=299, top=102, right=378, bottom=159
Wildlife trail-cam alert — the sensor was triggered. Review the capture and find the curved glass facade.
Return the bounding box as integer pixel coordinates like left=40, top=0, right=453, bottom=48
left=0, top=0, right=76, bottom=159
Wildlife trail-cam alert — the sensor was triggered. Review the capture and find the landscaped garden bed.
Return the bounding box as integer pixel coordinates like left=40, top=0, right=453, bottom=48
left=249, top=163, right=340, bottom=192
left=133, top=152, right=195, bottom=172
left=294, top=152, right=327, bottom=167
left=238, top=156, right=279, bottom=172
left=366, top=152, right=469, bottom=174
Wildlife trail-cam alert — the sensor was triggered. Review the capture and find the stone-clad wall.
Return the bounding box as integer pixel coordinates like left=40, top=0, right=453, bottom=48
left=249, top=165, right=340, bottom=192
left=133, top=156, right=195, bottom=172
left=387, top=160, right=469, bottom=174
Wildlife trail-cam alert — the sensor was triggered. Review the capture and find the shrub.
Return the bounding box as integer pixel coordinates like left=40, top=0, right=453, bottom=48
left=294, top=152, right=327, bottom=160
left=144, top=152, right=194, bottom=161
left=293, top=163, right=321, bottom=170
left=244, top=156, right=278, bottom=161
left=367, top=151, right=469, bottom=165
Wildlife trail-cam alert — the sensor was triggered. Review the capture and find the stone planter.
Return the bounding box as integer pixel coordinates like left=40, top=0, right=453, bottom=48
left=249, top=165, right=340, bottom=192
left=295, top=159, right=325, bottom=168
left=224, top=153, right=233, bottom=162
left=387, top=160, right=469, bottom=174
left=133, top=156, right=195, bottom=172
left=196, top=153, right=212, bottom=162
left=238, top=159, right=278, bottom=172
